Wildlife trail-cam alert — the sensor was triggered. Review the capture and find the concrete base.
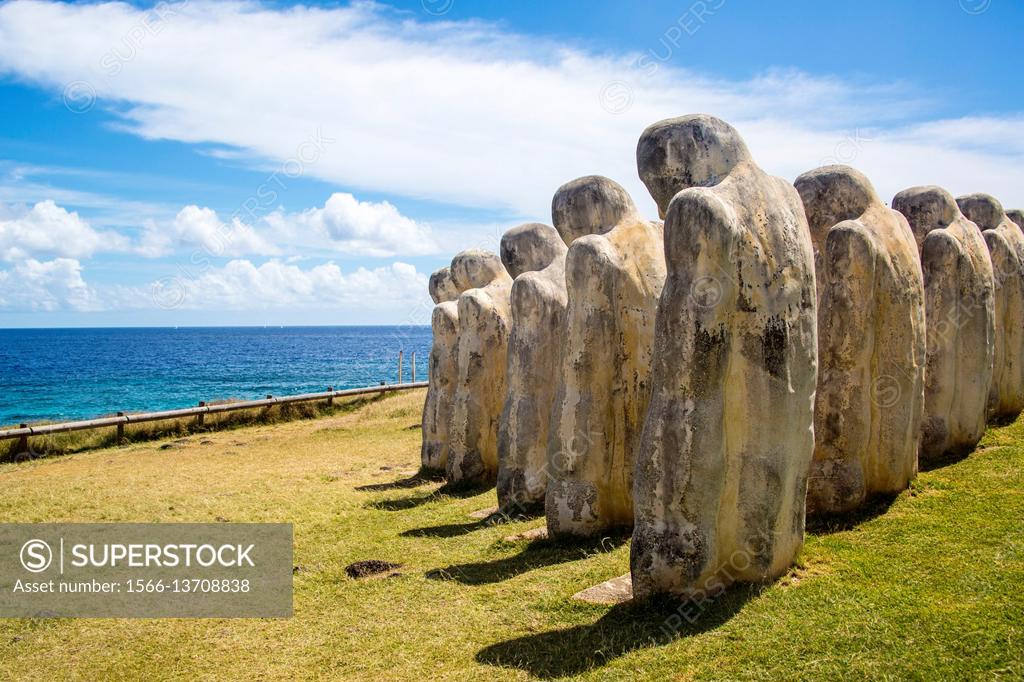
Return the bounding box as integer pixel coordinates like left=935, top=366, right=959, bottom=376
left=571, top=573, right=633, bottom=605
left=502, top=526, right=548, bottom=543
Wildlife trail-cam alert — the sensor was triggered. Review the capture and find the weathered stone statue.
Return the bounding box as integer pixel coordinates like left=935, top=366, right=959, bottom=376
left=1008, top=210, right=1024, bottom=230
left=795, top=166, right=926, bottom=515
left=957, top=194, right=1024, bottom=419
left=546, top=175, right=666, bottom=538
left=420, top=266, right=463, bottom=474
left=893, top=186, right=995, bottom=460
left=496, top=223, right=569, bottom=515
left=630, top=115, right=817, bottom=599
left=428, top=267, right=460, bottom=304
left=447, top=249, right=513, bottom=488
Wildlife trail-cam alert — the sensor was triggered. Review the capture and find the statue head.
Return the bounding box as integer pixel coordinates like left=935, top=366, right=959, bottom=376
left=637, top=114, right=753, bottom=218
left=551, top=175, right=640, bottom=246
left=795, top=165, right=879, bottom=250
left=1007, top=209, right=1024, bottom=230
left=499, top=223, right=567, bottom=279
left=428, top=266, right=460, bottom=304
left=891, top=186, right=962, bottom=246
left=957, top=193, right=1006, bottom=231
left=449, top=249, right=507, bottom=291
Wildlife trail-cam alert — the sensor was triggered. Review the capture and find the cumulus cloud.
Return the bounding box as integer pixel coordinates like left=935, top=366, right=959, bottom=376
left=264, top=193, right=437, bottom=257
left=0, top=1, right=1021, bottom=218
left=138, top=204, right=280, bottom=258
left=146, top=259, right=429, bottom=311
left=0, top=257, right=99, bottom=311
left=0, top=200, right=128, bottom=261
left=138, top=194, right=437, bottom=258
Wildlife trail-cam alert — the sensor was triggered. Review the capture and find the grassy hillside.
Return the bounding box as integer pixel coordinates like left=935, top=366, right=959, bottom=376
left=0, top=388, right=1020, bottom=681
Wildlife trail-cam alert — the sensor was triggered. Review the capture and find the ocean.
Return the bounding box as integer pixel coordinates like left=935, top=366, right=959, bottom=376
left=0, top=326, right=432, bottom=425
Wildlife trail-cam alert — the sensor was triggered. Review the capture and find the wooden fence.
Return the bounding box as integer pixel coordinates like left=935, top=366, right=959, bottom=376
left=0, top=375, right=428, bottom=454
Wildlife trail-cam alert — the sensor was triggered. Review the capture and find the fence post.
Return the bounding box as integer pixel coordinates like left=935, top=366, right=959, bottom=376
left=327, top=387, right=334, bottom=407
left=411, top=351, right=416, bottom=383
left=398, top=351, right=404, bottom=385
left=116, top=412, right=125, bottom=442
left=16, top=424, right=29, bottom=460
left=197, top=401, right=206, bottom=428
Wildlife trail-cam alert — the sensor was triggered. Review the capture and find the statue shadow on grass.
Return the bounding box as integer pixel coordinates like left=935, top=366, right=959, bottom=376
left=366, top=493, right=441, bottom=512
left=354, top=468, right=446, bottom=493
left=400, top=506, right=543, bottom=538
left=424, top=532, right=630, bottom=585
left=402, top=520, right=489, bottom=538
left=476, top=585, right=760, bottom=678
left=918, top=444, right=976, bottom=474
left=365, top=480, right=494, bottom=512
left=805, top=491, right=899, bottom=535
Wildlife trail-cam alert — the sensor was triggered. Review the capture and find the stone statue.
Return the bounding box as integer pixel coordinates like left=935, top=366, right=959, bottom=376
left=1008, top=210, right=1024, bottom=230
left=893, top=186, right=995, bottom=460
left=795, top=166, right=926, bottom=515
left=428, top=267, right=460, bottom=304
left=630, top=114, right=817, bottom=599
left=447, top=249, right=513, bottom=488
left=496, top=223, right=569, bottom=515
left=957, top=194, right=1024, bottom=419
left=546, top=175, right=666, bottom=538
left=420, top=266, right=463, bottom=474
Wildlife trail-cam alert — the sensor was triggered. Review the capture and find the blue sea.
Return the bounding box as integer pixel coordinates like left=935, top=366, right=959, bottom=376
left=0, top=326, right=432, bottom=425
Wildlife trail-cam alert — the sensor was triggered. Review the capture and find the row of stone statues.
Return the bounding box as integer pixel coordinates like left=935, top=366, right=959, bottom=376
left=419, top=113, right=1024, bottom=600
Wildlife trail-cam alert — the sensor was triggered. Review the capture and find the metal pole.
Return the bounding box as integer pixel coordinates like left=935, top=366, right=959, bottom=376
left=411, top=352, right=416, bottom=383
left=398, top=350, right=404, bottom=385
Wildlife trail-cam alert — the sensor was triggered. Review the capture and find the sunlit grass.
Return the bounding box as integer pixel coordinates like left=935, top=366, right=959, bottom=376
left=0, top=388, right=1020, bottom=680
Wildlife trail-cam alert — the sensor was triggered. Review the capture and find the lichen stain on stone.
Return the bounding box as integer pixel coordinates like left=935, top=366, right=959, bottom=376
left=760, top=316, right=789, bottom=379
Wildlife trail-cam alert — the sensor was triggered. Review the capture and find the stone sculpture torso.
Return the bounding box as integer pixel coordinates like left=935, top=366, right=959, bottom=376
left=447, top=250, right=513, bottom=488
left=796, top=166, right=926, bottom=515
left=420, top=267, right=463, bottom=473
left=496, top=223, right=569, bottom=514
left=893, top=186, right=995, bottom=460
left=546, top=176, right=666, bottom=538
left=957, top=194, right=1024, bottom=420
left=630, top=115, right=818, bottom=599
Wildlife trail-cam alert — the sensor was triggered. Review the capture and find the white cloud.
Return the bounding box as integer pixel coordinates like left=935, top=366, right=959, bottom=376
left=0, top=1, right=1021, bottom=220
left=145, top=258, right=429, bottom=311
left=137, top=193, right=437, bottom=258
left=0, top=200, right=128, bottom=261
left=0, top=257, right=99, bottom=311
left=138, top=204, right=280, bottom=258
left=264, top=192, right=437, bottom=257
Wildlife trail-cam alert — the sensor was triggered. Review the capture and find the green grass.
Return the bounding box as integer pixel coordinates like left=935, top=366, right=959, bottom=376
left=0, top=388, right=1021, bottom=681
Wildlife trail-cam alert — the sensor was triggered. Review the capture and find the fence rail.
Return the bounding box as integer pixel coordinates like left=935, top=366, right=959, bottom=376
left=0, top=381, right=428, bottom=443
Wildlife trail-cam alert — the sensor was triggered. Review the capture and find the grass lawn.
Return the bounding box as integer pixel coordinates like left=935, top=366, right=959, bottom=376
left=0, top=388, right=1021, bottom=681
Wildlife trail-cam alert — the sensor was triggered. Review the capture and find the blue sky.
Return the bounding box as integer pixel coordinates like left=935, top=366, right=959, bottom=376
left=0, top=0, right=1021, bottom=327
